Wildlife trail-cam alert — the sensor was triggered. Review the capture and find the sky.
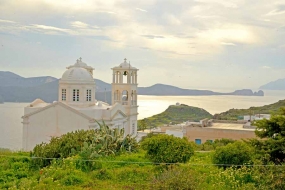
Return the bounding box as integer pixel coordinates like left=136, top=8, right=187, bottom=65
left=0, top=0, right=285, bottom=90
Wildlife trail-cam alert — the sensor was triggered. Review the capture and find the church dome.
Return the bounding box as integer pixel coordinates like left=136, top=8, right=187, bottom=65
left=74, top=61, right=88, bottom=67
left=61, top=67, right=93, bottom=82
left=119, top=58, right=132, bottom=68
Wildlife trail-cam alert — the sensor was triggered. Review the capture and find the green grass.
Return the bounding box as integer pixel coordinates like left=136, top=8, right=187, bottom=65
left=0, top=149, right=284, bottom=189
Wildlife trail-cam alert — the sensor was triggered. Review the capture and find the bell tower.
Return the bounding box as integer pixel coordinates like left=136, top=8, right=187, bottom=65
left=111, top=58, right=139, bottom=135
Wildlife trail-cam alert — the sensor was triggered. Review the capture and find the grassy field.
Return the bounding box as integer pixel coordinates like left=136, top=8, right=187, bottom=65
left=1, top=148, right=282, bottom=189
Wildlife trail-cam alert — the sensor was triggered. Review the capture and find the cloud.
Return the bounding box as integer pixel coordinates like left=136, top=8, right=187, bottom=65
left=194, top=15, right=219, bottom=19
left=0, top=19, right=16, bottom=23
left=28, top=24, right=71, bottom=35
left=1, top=0, right=285, bottom=89
left=136, top=8, right=147, bottom=12
left=95, top=11, right=116, bottom=14
left=261, top=66, right=271, bottom=69
left=31, top=24, right=69, bottom=32
left=141, top=35, right=165, bottom=39
left=194, top=0, right=238, bottom=8
left=221, top=42, right=236, bottom=46
left=70, top=21, right=89, bottom=28
left=266, top=4, right=285, bottom=16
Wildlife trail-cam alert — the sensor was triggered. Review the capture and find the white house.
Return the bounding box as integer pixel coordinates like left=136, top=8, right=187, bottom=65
left=22, top=58, right=139, bottom=151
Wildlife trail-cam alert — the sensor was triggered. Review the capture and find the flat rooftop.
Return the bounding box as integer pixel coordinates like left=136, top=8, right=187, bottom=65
left=208, top=123, right=255, bottom=131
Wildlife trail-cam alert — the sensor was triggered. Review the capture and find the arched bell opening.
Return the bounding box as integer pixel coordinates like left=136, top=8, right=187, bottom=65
left=122, top=71, right=129, bottom=84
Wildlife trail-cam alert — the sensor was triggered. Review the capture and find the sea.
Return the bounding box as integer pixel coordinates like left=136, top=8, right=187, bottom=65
left=1, top=90, right=285, bottom=150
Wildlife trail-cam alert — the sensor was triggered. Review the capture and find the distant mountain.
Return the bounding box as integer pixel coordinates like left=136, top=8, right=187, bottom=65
left=0, top=79, right=112, bottom=104
left=0, top=71, right=57, bottom=87
left=259, top=78, right=285, bottom=90
left=0, top=95, right=4, bottom=104
left=95, top=79, right=111, bottom=92
left=138, top=84, right=264, bottom=96
left=0, top=71, right=264, bottom=103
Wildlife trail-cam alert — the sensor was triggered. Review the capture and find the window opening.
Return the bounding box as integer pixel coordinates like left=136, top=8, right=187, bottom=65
left=73, top=89, right=79, bottom=101
left=62, top=89, right=66, bottom=101
left=86, top=89, right=91, bottom=101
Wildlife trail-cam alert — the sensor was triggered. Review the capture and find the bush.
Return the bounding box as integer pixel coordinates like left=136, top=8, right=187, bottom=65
left=212, top=141, right=254, bottom=168
left=150, top=166, right=198, bottom=190
left=140, top=132, right=157, bottom=143
left=31, top=129, right=97, bottom=168
left=141, top=134, right=194, bottom=164
left=32, top=122, right=139, bottom=169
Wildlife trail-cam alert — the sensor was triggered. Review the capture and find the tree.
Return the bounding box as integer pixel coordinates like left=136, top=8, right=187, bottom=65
left=212, top=141, right=254, bottom=168
left=250, top=107, right=285, bottom=164
left=141, top=134, right=194, bottom=164
left=138, top=118, right=147, bottom=132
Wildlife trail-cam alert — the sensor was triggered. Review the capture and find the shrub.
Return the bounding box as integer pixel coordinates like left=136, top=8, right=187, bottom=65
left=141, top=134, right=194, bottom=163
left=32, top=122, right=139, bottom=169
left=31, top=129, right=97, bottom=168
left=140, top=132, right=157, bottom=143
left=150, top=166, right=198, bottom=190
left=212, top=141, right=254, bottom=168
left=252, top=165, right=285, bottom=189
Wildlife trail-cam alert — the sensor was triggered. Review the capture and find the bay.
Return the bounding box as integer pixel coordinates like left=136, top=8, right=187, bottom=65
left=1, top=90, right=285, bottom=150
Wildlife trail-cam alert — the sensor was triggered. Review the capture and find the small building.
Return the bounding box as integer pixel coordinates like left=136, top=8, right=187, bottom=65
left=159, top=119, right=256, bottom=144
left=184, top=122, right=255, bottom=144
left=243, top=114, right=270, bottom=121
left=22, top=58, right=139, bottom=151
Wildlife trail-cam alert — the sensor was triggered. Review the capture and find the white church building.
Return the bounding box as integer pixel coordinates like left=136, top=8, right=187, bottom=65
left=22, top=58, right=139, bottom=151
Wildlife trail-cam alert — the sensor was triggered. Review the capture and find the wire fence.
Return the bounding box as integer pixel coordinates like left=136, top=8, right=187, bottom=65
left=1, top=154, right=285, bottom=167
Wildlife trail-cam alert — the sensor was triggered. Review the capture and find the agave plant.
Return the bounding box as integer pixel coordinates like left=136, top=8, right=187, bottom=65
left=81, top=121, right=138, bottom=158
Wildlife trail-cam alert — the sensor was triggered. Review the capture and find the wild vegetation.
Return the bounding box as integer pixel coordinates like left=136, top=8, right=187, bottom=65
left=141, top=134, right=194, bottom=163
left=213, top=99, right=285, bottom=120
left=1, top=108, right=285, bottom=189
left=138, top=104, right=213, bottom=130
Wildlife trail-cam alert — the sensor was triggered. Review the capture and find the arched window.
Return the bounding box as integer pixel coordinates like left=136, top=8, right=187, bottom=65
left=62, top=89, right=66, bottom=101
left=73, top=89, right=79, bottom=101
left=122, top=90, right=128, bottom=105
left=116, top=71, right=120, bottom=83
left=86, top=89, right=91, bottom=101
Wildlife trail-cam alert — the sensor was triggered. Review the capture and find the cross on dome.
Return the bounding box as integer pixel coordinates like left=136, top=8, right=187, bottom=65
left=124, top=58, right=127, bottom=62
left=79, top=57, right=82, bottom=62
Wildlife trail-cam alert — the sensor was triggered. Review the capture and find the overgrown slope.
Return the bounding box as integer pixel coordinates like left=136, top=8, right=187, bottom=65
left=213, top=99, right=285, bottom=120
left=138, top=104, right=213, bottom=129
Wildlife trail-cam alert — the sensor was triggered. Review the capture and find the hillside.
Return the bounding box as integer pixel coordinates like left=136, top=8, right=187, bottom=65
left=0, top=71, right=57, bottom=87
left=213, top=99, right=285, bottom=120
left=138, top=104, right=213, bottom=129
left=259, top=78, right=285, bottom=90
